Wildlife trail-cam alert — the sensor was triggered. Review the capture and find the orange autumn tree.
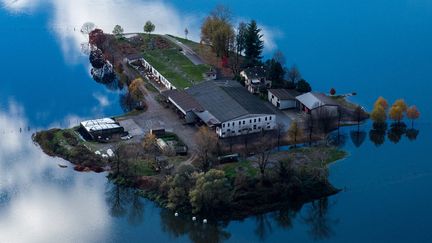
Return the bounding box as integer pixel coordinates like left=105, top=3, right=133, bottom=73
left=407, top=106, right=420, bottom=128
left=371, top=105, right=387, bottom=124
left=389, top=105, right=404, bottom=124
left=393, top=99, right=408, bottom=113
left=374, top=96, right=389, bottom=110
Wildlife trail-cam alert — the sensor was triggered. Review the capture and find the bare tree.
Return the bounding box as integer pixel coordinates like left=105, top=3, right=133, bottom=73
left=274, top=122, right=286, bottom=150
left=287, top=121, right=303, bottom=147
left=286, top=65, right=302, bottom=85
left=313, top=107, right=337, bottom=134
left=253, top=131, right=275, bottom=181
left=195, top=127, right=219, bottom=171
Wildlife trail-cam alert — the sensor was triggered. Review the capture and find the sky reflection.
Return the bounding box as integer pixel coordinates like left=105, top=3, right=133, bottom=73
left=1, top=0, right=278, bottom=64
left=0, top=102, right=112, bottom=243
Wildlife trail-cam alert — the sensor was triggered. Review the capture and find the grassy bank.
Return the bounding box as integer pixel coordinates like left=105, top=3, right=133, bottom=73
left=33, top=128, right=108, bottom=170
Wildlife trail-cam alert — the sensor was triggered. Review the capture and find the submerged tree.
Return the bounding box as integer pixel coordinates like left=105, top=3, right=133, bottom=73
left=374, top=96, right=389, bottom=111
left=189, top=169, right=232, bottom=214
left=370, top=105, right=387, bottom=124
left=406, top=105, right=420, bottom=128
left=389, top=105, right=404, bottom=125
left=393, top=99, right=408, bottom=113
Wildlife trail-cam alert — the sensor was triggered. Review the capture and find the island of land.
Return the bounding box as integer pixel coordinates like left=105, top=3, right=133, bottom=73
left=34, top=26, right=368, bottom=220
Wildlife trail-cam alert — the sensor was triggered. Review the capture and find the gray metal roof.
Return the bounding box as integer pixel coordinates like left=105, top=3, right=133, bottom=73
left=185, top=80, right=274, bottom=122
left=80, top=118, right=122, bottom=132
left=296, top=92, right=338, bottom=110
left=268, top=89, right=300, bottom=100
left=162, top=90, right=203, bottom=113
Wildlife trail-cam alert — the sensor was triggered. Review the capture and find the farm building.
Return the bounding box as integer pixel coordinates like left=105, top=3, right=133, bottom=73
left=240, top=66, right=272, bottom=94
left=296, top=92, right=339, bottom=116
left=268, top=89, right=300, bottom=109
left=163, top=80, right=276, bottom=138
left=79, top=118, right=124, bottom=140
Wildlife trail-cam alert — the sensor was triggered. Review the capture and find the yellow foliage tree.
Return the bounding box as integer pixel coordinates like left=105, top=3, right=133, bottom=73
left=393, top=99, right=408, bottom=112
left=407, top=105, right=420, bottom=128
left=287, top=122, right=303, bottom=147
left=389, top=105, right=404, bottom=124
left=370, top=105, right=387, bottom=124
left=129, top=78, right=146, bottom=101
left=374, top=96, right=389, bottom=110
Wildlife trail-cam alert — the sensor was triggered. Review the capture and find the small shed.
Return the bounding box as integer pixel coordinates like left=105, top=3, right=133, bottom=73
left=268, top=89, right=300, bottom=109
left=295, top=92, right=339, bottom=116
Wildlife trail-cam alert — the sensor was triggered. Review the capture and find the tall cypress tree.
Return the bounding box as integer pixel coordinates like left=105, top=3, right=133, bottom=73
left=244, top=20, right=264, bottom=66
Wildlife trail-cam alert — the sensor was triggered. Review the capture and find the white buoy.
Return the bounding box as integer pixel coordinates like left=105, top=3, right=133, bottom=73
left=174, top=212, right=179, bottom=217
left=203, top=219, right=207, bottom=224
left=192, top=216, right=196, bottom=221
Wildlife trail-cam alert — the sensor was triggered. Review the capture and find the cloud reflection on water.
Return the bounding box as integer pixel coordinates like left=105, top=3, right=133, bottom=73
left=2, top=0, right=279, bottom=63
left=0, top=102, right=111, bottom=243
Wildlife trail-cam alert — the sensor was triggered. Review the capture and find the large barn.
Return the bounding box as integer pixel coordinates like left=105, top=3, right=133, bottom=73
left=163, top=80, right=276, bottom=138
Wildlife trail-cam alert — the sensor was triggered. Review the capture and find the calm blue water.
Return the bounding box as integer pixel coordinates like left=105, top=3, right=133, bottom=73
left=1, top=1, right=431, bottom=242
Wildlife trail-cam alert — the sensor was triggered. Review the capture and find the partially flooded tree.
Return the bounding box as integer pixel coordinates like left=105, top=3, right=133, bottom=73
left=189, top=169, right=232, bottom=214
left=389, top=105, right=404, bottom=125
left=370, top=105, right=387, bottom=124
left=393, top=99, right=408, bottom=113
left=288, top=121, right=303, bottom=147
left=314, top=107, right=337, bottom=134
left=195, top=127, right=219, bottom=171
left=407, top=105, right=420, bottom=128
left=374, top=96, right=389, bottom=111
left=166, top=164, right=196, bottom=210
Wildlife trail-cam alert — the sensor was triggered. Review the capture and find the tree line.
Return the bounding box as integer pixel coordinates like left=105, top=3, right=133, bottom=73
left=200, top=5, right=312, bottom=93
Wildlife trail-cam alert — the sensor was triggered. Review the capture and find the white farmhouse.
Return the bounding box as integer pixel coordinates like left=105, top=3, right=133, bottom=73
left=268, top=89, right=300, bottom=109
left=240, top=66, right=271, bottom=94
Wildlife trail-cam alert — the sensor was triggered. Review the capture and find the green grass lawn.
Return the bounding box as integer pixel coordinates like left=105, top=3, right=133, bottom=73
left=221, top=160, right=258, bottom=180
left=142, top=48, right=211, bottom=89
left=133, top=160, right=158, bottom=176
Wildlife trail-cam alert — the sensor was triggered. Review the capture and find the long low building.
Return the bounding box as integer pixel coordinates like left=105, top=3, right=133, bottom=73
left=80, top=118, right=124, bottom=140
left=163, top=80, right=276, bottom=138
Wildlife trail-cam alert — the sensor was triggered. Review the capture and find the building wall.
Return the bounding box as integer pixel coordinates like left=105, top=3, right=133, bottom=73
left=268, top=92, right=297, bottom=110
left=129, top=58, right=177, bottom=90
left=216, top=114, right=277, bottom=138
left=311, top=105, right=339, bottom=117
